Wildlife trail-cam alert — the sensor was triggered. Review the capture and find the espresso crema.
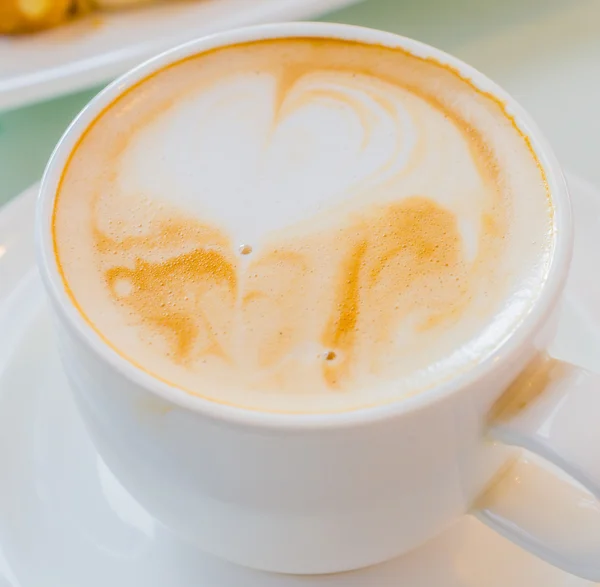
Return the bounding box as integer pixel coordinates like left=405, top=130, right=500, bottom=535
left=53, top=38, right=553, bottom=413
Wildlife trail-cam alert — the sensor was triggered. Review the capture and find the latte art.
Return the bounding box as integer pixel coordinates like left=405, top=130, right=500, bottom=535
left=53, top=38, right=553, bottom=413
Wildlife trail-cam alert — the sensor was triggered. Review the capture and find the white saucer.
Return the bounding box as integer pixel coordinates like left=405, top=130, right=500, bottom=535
left=0, top=176, right=599, bottom=587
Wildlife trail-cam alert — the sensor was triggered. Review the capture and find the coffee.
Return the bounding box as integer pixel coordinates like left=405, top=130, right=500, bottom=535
left=52, top=37, right=553, bottom=413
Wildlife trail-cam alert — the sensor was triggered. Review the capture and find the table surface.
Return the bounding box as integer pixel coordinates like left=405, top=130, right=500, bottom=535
left=1, top=0, right=600, bottom=205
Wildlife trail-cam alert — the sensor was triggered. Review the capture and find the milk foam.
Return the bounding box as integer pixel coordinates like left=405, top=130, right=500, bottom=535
left=53, top=38, right=553, bottom=413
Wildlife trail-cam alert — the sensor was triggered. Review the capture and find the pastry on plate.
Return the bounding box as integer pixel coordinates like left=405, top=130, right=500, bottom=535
left=0, top=0, right=157, bottom=34
left=0, top=0, right=94, bottom=34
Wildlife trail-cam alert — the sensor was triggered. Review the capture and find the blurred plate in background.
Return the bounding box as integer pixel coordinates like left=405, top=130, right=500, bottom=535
left=0, top=0, right=361, bottom=113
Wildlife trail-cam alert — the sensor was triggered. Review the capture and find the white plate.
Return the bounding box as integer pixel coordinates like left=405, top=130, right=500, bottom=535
left=0, top=0, right=360, bottom=113
left=0, top=176, right=598, bottom=586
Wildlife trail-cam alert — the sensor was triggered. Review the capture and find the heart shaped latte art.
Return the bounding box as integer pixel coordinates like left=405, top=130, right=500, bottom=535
left=53, top=39, right=552, bottom=411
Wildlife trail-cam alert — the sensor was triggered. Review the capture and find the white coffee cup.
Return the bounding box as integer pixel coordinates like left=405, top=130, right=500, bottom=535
left=36, top=22, right=600, bottom=580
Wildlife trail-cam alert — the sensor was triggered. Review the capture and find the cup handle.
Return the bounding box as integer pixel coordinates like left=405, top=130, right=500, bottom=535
left=474, top=354, right=600, bottom=580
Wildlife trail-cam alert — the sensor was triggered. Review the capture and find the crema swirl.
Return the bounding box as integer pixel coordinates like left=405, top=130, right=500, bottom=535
left=53, top=38, right=553, bottom=413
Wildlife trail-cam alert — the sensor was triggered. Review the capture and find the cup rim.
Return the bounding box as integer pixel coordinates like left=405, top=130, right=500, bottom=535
left=35, top=21, right=572, bottom=431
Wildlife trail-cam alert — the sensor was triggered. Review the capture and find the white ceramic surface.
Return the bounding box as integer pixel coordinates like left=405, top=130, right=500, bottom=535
left=0, top=0, right=360, bottom=113
left=33, top=22, right=600, bottom=577
left=1, top=175, right=599, bottom=586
